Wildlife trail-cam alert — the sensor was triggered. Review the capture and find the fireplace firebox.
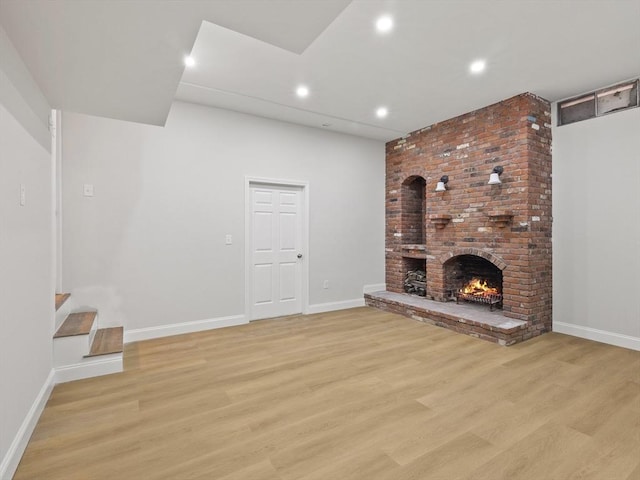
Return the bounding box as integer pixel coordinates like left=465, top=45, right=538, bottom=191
left=445, top=255, right=503, bottom=310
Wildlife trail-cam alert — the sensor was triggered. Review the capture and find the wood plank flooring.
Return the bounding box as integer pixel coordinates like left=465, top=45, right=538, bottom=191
left=14, top=307, right=640, bottom=480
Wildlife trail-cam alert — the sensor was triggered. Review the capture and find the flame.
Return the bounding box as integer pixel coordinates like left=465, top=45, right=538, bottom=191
left=460, top=278, right=499, bottom=297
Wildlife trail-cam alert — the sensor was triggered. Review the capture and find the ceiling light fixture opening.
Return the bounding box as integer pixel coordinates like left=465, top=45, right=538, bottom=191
left=296, top=85, right=309, bottom=98
left=469, top=59, right=486, bottom=74
left=184, top=56, right=196, bottom=68
left=376, top=15, right=393, bottom=33
left=376, top=106, right=388, bottom=118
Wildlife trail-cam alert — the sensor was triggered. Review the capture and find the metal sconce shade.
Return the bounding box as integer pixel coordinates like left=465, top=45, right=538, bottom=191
left=488, top=173, right=501, bottom=185
left=435, top=175, right=448, bottom=192
left=488, top=166, right=504, bottom=185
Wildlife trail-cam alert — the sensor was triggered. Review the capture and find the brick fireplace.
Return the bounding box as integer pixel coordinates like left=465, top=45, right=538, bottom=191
left=365, top=93, right=552, bottom=345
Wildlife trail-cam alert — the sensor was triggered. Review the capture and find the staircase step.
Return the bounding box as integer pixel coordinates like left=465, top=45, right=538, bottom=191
left=54, top=312, right=97, bottom=338
left=85, top=327, right=123, bottom=357
left=55, top=293, right=71, bottom=311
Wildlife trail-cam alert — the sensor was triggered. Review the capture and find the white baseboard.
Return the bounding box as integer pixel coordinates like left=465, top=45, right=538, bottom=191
left=553, top=322, right=640, bottom=351
left=124, top=314, right=247, bottom=343
left=363, top=283, right=386, bottom=294
left=307, top=298, right=365, bottom=315
left=55, top=355, right=123, bottom=384
left=0, top=369, right=55, bottom=480
left=304, top=284, right=385, bottom=315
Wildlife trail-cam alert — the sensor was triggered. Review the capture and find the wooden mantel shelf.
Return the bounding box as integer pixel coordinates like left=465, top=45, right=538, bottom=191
left=488, top=210, right=514, bottom=228
left=429, top=214, right=452, bottom=229
left=401, top=244, right=426, bottom=251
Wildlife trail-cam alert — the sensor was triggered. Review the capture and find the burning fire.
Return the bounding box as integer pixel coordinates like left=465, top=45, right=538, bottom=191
left=460, top=278, right=499, bottom=297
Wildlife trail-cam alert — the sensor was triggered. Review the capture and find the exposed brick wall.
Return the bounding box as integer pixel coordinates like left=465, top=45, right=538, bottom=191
left=383, top=93, right=552, bottom=343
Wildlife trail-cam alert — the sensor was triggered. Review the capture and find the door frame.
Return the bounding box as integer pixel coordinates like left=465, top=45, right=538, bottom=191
left=244, top=176, right=309, bottom=321
left=52, top=109, right=63, bottom=293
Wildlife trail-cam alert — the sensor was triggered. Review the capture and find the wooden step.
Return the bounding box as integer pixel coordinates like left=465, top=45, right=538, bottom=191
left=54, top=312, right=97, bottom=338
left=55, top=293, right=71, bottom=311
left=85, top=327, right=123, bottom=357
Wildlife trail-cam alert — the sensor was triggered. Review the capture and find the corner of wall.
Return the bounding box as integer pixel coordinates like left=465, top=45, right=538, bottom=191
left=0, top=370, right=55, bottom=480
left=0, top=25, right=51, bottom=152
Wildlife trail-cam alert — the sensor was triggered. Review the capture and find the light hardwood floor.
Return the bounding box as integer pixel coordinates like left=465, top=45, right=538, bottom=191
left=14, top=307, right=640, bottom=479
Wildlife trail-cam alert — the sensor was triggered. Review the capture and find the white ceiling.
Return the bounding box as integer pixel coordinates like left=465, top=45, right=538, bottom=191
left=2, top=0, right=639, bottom=141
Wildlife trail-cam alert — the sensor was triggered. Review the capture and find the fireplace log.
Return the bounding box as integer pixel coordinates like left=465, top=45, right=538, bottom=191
left=404, top=270, right=427, bottom=296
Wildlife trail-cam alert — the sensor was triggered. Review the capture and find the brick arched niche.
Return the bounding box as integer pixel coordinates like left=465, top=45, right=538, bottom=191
left=401, top=175, right=426, bottom=245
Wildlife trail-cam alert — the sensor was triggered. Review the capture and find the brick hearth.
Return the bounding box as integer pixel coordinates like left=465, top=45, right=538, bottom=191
left=366, top=93, right=552, bottom=345
left=365, top=291, right=528, bottom=345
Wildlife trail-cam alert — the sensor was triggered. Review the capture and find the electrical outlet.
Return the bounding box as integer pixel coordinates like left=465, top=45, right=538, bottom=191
left=20, top=184, right=26, bottom=206
left=225, top=234, right=232, bottom=245
left=83, top=184, right=94, bottom=197
left=323, top=280, right=329, bottom=289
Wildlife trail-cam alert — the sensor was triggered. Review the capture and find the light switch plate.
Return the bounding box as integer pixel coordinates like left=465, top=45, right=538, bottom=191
left=83, top=184, right=94, bottom=197
left=225, top=234, right=232, bottom=245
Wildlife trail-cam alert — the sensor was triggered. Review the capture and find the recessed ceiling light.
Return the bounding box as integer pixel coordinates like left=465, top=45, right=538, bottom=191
left=184, top=56, right=196, bottom=68
left=376, top=107, right=388, bottom=118
left=296, top=85, right=309, bottom=98
left=470, top=59, right=486, bottom=74
left=376, top=15, right=393, bottom=33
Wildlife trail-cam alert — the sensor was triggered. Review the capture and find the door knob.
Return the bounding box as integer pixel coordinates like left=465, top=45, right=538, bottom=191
left=297, top=254, right=303, bottom=258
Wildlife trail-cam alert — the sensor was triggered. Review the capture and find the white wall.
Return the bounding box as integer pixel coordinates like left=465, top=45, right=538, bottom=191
left=61, top=101, right=385, bottom=333
left=552, top=104, right=640, bottom=350
left=0, top=92, right=53, bottom=480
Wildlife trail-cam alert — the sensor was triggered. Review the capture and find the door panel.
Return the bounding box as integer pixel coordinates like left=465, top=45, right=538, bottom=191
left=279, top=212, right=296, bottom=250
left=254, top=190, right=273, bottom=204
left=279, top=263, right=297, bottom=301
left=253, top=212, right=273, bottom=251
left=253, top=264, right=273, bottom=304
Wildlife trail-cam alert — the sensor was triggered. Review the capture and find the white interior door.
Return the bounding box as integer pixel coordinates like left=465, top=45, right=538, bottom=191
left=249, top=184, right=303, bottom=320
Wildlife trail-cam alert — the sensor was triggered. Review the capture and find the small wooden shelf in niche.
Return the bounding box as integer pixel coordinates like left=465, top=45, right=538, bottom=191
left=429, top=214, right=452, bottom=229
left=488, top=210, right=514, bottom=228
left=401, top=244, right=427, bottom=258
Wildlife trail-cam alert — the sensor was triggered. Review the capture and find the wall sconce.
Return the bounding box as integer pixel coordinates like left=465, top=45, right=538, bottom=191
left=435, top=175, right=449, bottom=192
left=488, top=166, right=504, bottom=185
